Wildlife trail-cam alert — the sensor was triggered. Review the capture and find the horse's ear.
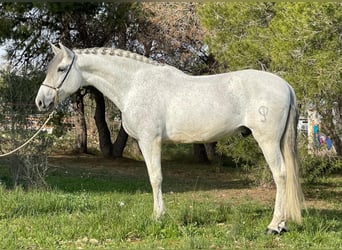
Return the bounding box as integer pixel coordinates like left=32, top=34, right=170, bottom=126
left=49, top=42, right=60, bottom=55
left=59, top=43, right=73, bottom=59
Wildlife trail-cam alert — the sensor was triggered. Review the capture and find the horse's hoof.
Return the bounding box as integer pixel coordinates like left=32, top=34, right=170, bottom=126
left=266, top=227, right=288, bottom=235
left=266, top=228, right=279, bottom=235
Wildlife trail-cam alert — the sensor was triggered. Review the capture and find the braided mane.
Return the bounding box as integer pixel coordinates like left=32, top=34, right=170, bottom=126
left=74, top=47, right=162, bottom=66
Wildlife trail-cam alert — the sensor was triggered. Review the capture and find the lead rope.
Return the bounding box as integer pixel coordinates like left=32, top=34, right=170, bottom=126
left=0, top=111, right=56, bottom=158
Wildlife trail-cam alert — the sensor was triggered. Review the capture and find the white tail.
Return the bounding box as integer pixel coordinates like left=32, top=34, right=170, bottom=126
left=281, top=92, right=304, bottom=223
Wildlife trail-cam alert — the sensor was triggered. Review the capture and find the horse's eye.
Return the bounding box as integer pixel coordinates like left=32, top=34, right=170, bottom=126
left=57, top=66, right=67, bottom=72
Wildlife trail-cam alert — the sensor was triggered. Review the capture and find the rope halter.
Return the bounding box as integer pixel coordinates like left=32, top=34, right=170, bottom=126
left=41, top=52, right=76, bottom=105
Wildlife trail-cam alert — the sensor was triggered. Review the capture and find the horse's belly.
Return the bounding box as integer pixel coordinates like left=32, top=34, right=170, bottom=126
left=163, top=119, right=238, bottom=143
left=164, top=131, right=231, bottom=144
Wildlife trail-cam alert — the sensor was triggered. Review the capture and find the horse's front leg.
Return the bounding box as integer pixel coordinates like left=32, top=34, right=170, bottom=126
left=138, top=136, right=165, bottom=219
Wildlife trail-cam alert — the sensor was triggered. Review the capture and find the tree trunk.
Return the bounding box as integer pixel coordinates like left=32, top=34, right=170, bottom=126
left=93, top=89, right=113, bottom=158
left=113, top=122, right=128, bottom=158
left=73, top=92, right=87, bottom=153
left=321, top=125, right=342, bottom=156
left=333, top=100, right=342, bottom=156
left=205, top=142, right=218, bottom=161
left=331, top=134, right=342, bottom=156
left=322, top=101, right=342, bottom=156
left=191, top=54, right=219, bottom=164
left=193, top=143, right=209, bottom=163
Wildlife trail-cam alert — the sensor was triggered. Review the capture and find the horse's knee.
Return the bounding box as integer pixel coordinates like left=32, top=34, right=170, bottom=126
left=149, top=174, right=163, bottom=187
left=271, top=168, right=286, bottom=185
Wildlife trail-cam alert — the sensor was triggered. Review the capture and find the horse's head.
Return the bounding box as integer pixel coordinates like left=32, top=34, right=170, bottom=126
left=35, top=43, right=82, bottom=111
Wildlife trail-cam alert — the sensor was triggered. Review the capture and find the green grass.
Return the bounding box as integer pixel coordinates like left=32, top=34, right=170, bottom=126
left=0, top=161, right=341, bottom=249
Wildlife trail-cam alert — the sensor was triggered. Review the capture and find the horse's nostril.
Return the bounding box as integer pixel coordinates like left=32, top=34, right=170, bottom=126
left=37, top=100, right=46, bottom=110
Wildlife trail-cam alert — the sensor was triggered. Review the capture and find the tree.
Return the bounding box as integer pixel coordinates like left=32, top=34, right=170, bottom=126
left=0, top=2, right=141, bottom=156
left=137, top=3, right=207, bottom=72
left=198, top=2, right=342, bottom=156
left=198, top=3, right=274, bottom=71
left=268, top=3, right=342, bottom=155
left=92, top=88, right=113, bottom=158
left=135, top=3, right=216, bottom=162
left=1, top=3, right=222, bottom=162
left=72, top=90, right=87, bottom=153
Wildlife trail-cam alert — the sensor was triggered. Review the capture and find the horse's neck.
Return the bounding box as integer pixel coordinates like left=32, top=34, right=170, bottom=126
left=76, top=53, right=140, bottom=111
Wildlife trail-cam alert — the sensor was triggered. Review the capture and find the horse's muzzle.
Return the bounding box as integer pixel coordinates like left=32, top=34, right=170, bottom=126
left=35, top=95, right=55, bottom=112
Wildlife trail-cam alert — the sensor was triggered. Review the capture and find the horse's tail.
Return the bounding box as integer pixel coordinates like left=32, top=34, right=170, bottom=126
left=281, top=88, right=304, bottom=224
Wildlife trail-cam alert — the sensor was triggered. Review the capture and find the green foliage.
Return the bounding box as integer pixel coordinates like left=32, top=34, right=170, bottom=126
left=216, top=133, right=342, bottom=185
left=0, top=70, right=43, bottom=113
left=199, top=3, right=342, bottom=99
left=300, top=154, right=342, bottom=184
left=198, top=2, right=274, bottom=71
left=0, top=2, right=142, bottom=70
left=268, top=3, right=342, bottom=104
left=0, top=70, right=55, bottom=187
left=162, top=144, right=193, bottom=162
left=216, top=135, right=272, bottom=185
left=298, top=135, right=342, bottom=183
left=199, top=3, right=342, bottom=156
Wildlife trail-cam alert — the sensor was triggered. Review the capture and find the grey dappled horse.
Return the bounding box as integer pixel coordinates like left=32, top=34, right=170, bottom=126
left=35, top=43, right=304, bottom=234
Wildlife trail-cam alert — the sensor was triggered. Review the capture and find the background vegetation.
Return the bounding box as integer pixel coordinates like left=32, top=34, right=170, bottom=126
left=198, top=2, right=342, bottom=182
left=1, top=2, right=340, bottom=185
left=0, top=3, right=341, bottom=248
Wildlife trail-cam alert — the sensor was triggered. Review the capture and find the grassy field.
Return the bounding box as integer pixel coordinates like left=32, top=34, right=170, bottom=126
left=0, top=155, right=341, bottom=249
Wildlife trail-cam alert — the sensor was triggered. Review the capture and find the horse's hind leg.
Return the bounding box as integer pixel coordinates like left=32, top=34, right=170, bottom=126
left=255, top=139, right=288, bottom=234
left=138, top=136, right=165, bottom=219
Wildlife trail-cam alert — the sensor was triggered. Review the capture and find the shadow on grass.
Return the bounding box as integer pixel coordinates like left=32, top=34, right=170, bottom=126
left=46, top=171, right=252, bottom=195
left=45, top=159, right=253, bottom=194
left=46, top=172, right=152, bottom=194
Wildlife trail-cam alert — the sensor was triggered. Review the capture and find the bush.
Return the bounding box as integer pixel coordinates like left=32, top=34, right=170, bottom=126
left=216, top=132, right=342, bottom=185
left=0, top=70, right=53, bottom=188
left=0, top=114, right=54, bottom=188
left=216, top=134, right=272, bottom=185
left=298, top=134, right=342, bottom=183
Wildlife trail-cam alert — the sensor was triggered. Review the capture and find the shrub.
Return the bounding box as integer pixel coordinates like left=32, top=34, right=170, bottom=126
left=216, top=132, right=342, bottom=185
left=0, top=114, right=54, bottom=188
left=0, top=70, right=53, bottom=188
left=216, top=134, right=272, bottom=185
left=298, top=134, right=342, bottom=183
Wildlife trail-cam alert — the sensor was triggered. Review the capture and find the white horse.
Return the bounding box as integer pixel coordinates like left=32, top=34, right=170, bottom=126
left=35, top=43, right=303, bottom=234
